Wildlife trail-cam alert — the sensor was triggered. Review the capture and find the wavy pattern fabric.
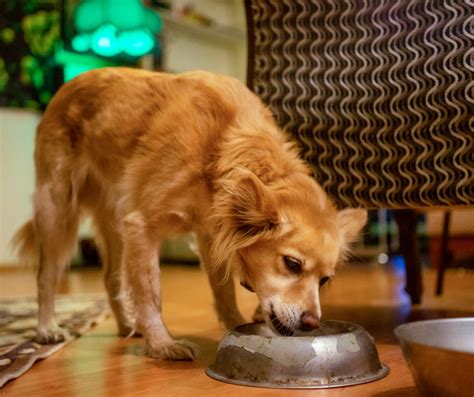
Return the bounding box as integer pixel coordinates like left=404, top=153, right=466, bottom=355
left=246, top=0, right=473, bottom=208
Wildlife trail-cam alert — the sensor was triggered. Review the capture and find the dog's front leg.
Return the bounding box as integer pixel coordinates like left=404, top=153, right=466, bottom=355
left=197, top=233, right=246, bottom=329
left=123, top=212, right=197, bottom=360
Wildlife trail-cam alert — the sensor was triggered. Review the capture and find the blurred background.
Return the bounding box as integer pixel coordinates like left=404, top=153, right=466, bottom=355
left=0, top=0, right=473, bottom=273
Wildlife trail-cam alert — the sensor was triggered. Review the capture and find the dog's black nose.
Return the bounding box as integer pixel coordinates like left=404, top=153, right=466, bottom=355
left=300, top=311, right=320, bottom=331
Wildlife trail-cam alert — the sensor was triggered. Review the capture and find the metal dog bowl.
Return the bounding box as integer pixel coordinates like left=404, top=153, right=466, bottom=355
left=206, top=321, right=389, bottom=389
left=395, top=318, right=474, bottom=397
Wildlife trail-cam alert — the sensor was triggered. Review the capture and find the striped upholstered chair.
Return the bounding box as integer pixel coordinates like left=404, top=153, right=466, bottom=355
left=245, top=0, right=473, bottom=303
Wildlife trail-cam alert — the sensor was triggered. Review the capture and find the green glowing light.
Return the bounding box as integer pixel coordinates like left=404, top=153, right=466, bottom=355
left=56, top=48, right=118, bottom=81
left=90, top=24, right=122, bottom=57
left=75, top=2, right=104, bottom=32
left=71, top=34, right=90, bottom=52
left=120, top=29, right=154, bottom=57
left=73, top=0, right=162, bottom=58
left=108, top=1, right=144, bottom=31
left=64, top=63, right=100, bottom=81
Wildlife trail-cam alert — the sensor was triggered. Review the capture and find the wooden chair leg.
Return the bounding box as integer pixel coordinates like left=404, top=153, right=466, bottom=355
left=435, top=211, right=452, bottom=296
left=394, top=209, right=423, bottom=304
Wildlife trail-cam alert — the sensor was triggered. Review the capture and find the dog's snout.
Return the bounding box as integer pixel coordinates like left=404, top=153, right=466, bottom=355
left=300, top=311, right=320, bottom=331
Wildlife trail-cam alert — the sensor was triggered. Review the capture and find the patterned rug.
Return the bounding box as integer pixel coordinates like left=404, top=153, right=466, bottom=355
left=0, top=295, right=110, bottom=388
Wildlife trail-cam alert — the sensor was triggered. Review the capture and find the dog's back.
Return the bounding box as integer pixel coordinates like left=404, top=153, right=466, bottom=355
left=38, top=69, right=240, bottom=181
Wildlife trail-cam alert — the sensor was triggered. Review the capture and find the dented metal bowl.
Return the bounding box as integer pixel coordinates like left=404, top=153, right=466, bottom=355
left=206, top=321, right=389, bottom=389
left=395, top=318, right=474, bottom=397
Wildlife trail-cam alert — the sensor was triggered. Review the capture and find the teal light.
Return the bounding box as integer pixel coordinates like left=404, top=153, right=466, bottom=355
left=56, top=48, right=118, bottom=81
left=71, top=34, right=90, bottom=52
left=64, top=63, right=98, bottom=81
left=120, top=29, right=154, bottom=57
left=90, top=24, right=122, bottom=57
left=108, top=1, right=144, bottom=30
left=75, top=2, right=104, bottom=32
left=73, top=0, right=162, bottom=58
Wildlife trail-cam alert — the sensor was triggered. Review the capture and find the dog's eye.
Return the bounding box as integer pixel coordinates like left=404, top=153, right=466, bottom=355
left=319, top=276, right=330, bottom=287
left=240, top=281, right=255, bottom=293
left=284, top=256, right=302, bottom=274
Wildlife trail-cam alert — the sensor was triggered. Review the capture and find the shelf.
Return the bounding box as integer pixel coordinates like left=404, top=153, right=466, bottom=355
left=157, top=9, right=245, bottom=45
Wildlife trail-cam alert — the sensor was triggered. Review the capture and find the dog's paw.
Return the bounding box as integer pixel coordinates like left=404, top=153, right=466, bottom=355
left=35, top=325, right=69, bottom=344
left=145, top=339, right=198, bottom=361
left=252, top=305, right=265, bottom=323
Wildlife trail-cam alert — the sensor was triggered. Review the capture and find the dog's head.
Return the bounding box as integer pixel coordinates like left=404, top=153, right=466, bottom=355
left=212, top=171, right=367, bottom=335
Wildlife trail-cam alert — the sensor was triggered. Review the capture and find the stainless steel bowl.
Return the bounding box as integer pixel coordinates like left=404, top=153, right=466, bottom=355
left=395, top=317, right=474, bottom=397
left=206, top=321, right=389, bottom=389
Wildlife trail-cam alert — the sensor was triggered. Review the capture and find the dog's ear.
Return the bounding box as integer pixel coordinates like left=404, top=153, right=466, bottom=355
left=337, top=208, right=368, bottom=244
left=228, top=173, right=279, bottom=237
left=210, top=172, right=280, bottom=274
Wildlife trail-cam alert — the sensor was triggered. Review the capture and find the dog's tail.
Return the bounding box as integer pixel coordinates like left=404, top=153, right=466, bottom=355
left=11, top=220, right=39, bottom=267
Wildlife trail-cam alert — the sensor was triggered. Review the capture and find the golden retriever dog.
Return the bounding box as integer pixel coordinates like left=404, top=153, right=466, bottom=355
left=13, top=67, right=367, bottom=360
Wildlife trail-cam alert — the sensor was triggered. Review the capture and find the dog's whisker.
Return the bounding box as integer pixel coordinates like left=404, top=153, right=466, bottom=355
left=270, top=310, right=294, bottom=336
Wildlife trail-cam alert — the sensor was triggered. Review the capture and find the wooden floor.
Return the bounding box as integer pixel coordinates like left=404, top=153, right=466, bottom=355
left=1, top=261, right=473, bottom=396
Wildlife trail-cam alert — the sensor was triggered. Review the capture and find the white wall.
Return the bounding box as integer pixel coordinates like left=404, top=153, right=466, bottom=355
left=162, top=0, right=247, bottom=82
left=0, top=108, right=38, bottom=264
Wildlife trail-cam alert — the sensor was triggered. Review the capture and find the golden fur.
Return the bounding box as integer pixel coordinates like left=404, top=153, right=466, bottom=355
left=13, top=67, right=367, bottom=360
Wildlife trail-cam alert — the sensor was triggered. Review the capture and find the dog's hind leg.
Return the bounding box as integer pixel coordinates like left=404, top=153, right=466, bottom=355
left=92, top=203, right=135, bottom=337
left=197, top=233, right=245, bottom=329
left=33, top=173, right=80, bottom=343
